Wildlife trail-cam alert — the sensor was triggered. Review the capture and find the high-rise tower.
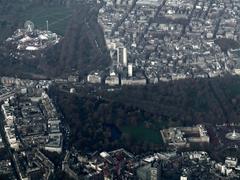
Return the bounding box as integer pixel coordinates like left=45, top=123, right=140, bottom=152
left=117, top=47, right=127, bottom=67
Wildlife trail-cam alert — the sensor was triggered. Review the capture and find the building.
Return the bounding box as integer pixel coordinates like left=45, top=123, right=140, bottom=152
left=1, top=77, right=16, bottom=86
left=117, top=47, right=128, bottom=67
left=68, top=75, right=79, bottom=83
left=180, top=175, right=188, bottom=180
left=149, top=166, right=160, bottom=180
left=228, top=49, right=240, bottom=75
left=161, top=124, right=210, bottom=147
left=45, top=133, right=63, bottom=153
left=1, top=101, right=15, bottom=126
left=225, top=157, right=238, bottom=168
left=4, top=126, right=19, bottom=150
left=136, top=0, right=162, bottom=6
left=0, top=136, right=4, bottom=149
left=215, top=163, right=233, bottom=176
left=105, top=71, right=119, bottom=86
left=128, top=63, right=133, bottom=77
left=137, top=162, right=161, bottom=180
left=87, top=72, right=103, bottom=84
left=121, top=77, right=147, bottom=86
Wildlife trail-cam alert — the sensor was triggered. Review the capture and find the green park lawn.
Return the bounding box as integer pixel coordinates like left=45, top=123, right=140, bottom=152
left=121, top=124, right=163, bottom=144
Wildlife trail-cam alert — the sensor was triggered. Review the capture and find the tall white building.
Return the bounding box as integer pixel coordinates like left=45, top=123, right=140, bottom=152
left=136, top=0, right=161, bottom=6
left=180, top=175, right=188, bottom=180
left=117, top=47, right=128, bottom=67
left=128, top=63, right=133, bottom=77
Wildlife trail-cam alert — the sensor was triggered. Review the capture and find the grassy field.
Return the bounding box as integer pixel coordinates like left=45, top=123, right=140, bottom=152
left=121, top=124, right=163, bottom=144
left=20, top=6, right=73, bottom=35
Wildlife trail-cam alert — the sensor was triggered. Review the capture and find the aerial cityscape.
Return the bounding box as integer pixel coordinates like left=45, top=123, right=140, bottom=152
left=1, top=0, right=240, bottom=179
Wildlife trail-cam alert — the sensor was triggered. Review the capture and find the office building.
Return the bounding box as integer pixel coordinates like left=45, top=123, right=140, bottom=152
left=117, top=47, right=127, bottom=67
left=128, top=63, right=133, bottom=77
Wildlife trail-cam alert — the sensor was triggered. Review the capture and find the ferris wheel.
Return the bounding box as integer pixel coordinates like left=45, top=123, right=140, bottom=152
left=24, top=20, right=35, bottom=32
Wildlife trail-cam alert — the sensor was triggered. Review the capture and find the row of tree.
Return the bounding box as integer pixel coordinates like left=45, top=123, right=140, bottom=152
left=98, top=76, right=240, bottom=125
